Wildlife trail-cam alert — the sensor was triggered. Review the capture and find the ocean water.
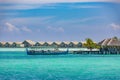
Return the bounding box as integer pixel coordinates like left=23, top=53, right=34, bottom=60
left=0, top=51, right=120, bottom=80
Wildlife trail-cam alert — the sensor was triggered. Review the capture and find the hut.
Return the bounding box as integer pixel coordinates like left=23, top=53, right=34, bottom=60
left=76, top=42, right=82, bottom=47
left=100, top=39, right=111, bottom=46
left=4, top=42, right=13, bottom=47
left=47, top=42, right=53, bottom=46
left=11, top=42, right=24, bottom=48
left=0, top=42, right=6, bottom=47
left=68, top=42, right=75, bottom=48
left=99, top=37, right=120, bottom=54
left=34, top=42, right=42, bottom=46
left=59, top=42, right=68, bottom=48
left=107, top=38, right=120, bottom=46
left=99, top=38, right=120, bottom=46
left=42, top=42, right=50, bottom=46
left=22, top=40, right=35, bottom=47
left=55, top=42, right=61, bottom=46
left=73, top=41, right=82, bottom=48
left=51, top=42, right=61, bottom=47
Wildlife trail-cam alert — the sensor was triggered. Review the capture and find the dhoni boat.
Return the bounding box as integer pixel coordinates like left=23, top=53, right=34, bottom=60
left=26, top=46, right=68, bottom=55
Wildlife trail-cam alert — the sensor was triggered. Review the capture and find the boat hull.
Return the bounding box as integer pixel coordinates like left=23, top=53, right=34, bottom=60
left=26, top=48, right=68, bottom=55
left=27, top=51, right=68, bottom=55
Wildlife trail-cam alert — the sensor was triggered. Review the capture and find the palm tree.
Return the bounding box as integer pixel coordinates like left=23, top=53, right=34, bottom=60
left=84, top=38, right=99, bottom=51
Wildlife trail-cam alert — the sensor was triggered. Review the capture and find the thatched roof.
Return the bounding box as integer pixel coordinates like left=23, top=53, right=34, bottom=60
left=47, top=42, right=53, bottom=45
left=35, top=42, right=42, bottom=44
left=23, top=40, right=35, bottom=45
left=38, top=42, right=45, bottom=45
left=107, top=38, right=120, bottom=46
left=0, top=42, right=6, bottom=45
left=99, top=38, right=120, bottom=46
left=64, top=41, right=70, bottom=45
left=42, top=42, right=50, bottom=45
left=53, top=42, right=61, bottom=45
left=98, top=39, right=105, bottom=45
left=72, top=41, right=79, bottom=45
left=6, top=42, right=13, bottom=45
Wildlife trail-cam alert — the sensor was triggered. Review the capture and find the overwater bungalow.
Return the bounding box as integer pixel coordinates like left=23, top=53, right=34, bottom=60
left=99, top=37, right=120, bottom=54
left=42, top=42, right=50, bottom=46
left=0, top=42, right=6, bottom=47
left=51, top=42, right=61, bottom=47
left=59, top=42, right=68, bottom=48
left=55, top=42, right=61, bottom=46
left=47, top=42, right=53, bottom=46
left=99, top=38, right=120, bottom=47
left=12, top=42, right=24, bottom=48
left=22, top=40, right=35, bottom=47
left=34, top=42, right=42, bottom=46
left=100, top=39, right=111, bottom=46
left=68, top=42, right=75, bottom=48
left=4, top=42, right=13, bottom=47
left=76, top=42, right=83, bottom=47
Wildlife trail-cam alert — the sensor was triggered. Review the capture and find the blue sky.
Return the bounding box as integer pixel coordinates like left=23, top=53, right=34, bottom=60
left=0, top=0, right=120, bottom=42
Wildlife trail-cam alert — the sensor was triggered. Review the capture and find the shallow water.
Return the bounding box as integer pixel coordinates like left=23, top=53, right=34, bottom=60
left=0, top=51, right=120, bottom=80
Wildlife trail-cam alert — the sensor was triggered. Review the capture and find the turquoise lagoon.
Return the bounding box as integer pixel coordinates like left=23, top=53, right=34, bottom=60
left=0, top=50, right=120, bottom=80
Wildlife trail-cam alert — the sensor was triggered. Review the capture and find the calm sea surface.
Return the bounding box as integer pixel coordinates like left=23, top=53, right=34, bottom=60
left=0, top=51, right=120, bottom=80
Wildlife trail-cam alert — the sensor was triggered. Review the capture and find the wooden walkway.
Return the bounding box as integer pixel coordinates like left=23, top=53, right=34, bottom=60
left=73, top=51, right=120, bottom=55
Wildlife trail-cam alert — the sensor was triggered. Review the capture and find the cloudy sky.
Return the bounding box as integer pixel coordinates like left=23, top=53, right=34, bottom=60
left=0, top=0, right=120, bottom=42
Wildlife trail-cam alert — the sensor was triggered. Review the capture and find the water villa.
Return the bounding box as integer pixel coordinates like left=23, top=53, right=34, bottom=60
left=0, top=37, right=120, bottom=54
left=51, top=42, right=61, bottom=47
left=22, top=40, right=35, bottom=47
left=4, top=42, right=13, bottom=47
left=99, top=37, right=120, bottom=54
left=12, top=42, right=24, bottom=48
left=0, top=42, right=6, bottom=47
left=34, top=42, right=43, bottom=46
left=0, top=41, right=83, bottom=48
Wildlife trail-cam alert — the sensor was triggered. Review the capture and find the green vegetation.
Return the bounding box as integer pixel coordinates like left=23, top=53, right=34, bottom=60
left=84, top=38, right=100, bottom=51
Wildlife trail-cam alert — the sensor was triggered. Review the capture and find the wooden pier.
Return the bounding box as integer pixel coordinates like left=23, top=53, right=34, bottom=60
left=73, top=51, right=101, bottom=54
left=72, top=48, right=120, bottom=55
left=58, top=48, right=120, bottom=55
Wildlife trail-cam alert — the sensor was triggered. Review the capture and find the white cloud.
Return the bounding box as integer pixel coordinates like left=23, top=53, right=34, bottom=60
left=110, top=23, right=120, bottom=30
left=0, top=0, right=119, bottom=4
left=5, top=22, right=19, bottom=32
left=3, top=22, right=32, bottom=32
left=47, top=26, right=64, bottom=32
left=21, top=26, right=32, bottom=32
